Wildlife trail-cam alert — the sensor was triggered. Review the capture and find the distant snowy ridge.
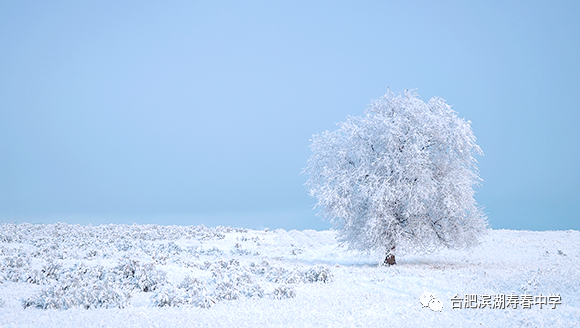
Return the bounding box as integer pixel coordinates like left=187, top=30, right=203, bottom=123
left=0, top=223, right=579, bottom=327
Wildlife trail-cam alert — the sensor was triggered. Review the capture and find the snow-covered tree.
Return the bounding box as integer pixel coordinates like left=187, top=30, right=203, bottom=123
left=303, top=90, right=487, bottom=265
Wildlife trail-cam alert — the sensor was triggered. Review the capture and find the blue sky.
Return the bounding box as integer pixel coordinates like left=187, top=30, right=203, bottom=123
left=1, top=1, right=578, bottom=231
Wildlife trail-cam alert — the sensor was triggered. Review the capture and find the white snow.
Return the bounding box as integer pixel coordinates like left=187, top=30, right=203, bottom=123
left=0, top=223, right=578, bottom=327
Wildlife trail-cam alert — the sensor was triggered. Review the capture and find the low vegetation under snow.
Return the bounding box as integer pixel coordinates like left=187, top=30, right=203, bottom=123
left=0, top=223, right=578, bottom=327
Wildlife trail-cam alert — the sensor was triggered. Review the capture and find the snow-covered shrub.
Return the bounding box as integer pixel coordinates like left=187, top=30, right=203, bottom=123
left=2, top=256, right=31, bottom=282
left=231, top=272, right=252, bottom=286
left=154, top=277, right=216, bottom=308
left=85, top=249, right=98, bottom=258
left=178, top=277, right=211, bottom=306
left=240, top=284, right=265, bottom=299
left=153, top=268, right=265, bottom=308
left=153, top=288, right=180, bottom=307
left=266, top=266, right=289, bottom=283
left=0, top=234, right=13, bottom=243
left=23, top=277, right=128, bottom=310
left=0, top=298, right=5, bottom=308
left=210, top=265, right=251, bottom=301
left=249, top=261, right=268, bottom=275
left=4, top=256, right=29, bottom=269
left=198, top=247, right=223, bottom=256
left=304, top=266, right=333, bottom=283
left=259, top=264, right=333, bottom=285
left=178, top=276, right=201, bottom=290
left=231, top=248, right=253, bottom=256
left=114, top=258, right=166, bottom=292
left=26, top=270, right=47, bottom=285
left=214, top=282, right=240, bottom=301
left=218, top=259, right=239, bottom=269
left=135, top=263, right=166, bottom=292
left=272, top=286, right=296, bottom=299
left=23, top=263, right=129, bottom=310
left=160, top=242, right=182, bottom=254
left=26, top=262, right=62, bottom=284
left=1, top=222, right=340, bottom=311
left=5, top=269, right=25, bottom=283
left=283, top=269, right=305, bottom=284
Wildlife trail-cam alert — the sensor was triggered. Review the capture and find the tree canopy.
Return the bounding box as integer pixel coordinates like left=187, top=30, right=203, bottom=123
left=304, top=90, right=487, bottom=259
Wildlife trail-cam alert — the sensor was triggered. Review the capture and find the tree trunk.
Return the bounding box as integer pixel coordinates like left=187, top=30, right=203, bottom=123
left=384, top=246, right=396, bottom=266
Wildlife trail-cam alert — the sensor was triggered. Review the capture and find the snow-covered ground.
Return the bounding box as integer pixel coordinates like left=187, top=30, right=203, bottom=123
left=0, top=223, right=578, bottom=327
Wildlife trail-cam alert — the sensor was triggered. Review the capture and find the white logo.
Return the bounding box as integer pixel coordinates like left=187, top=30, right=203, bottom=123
left=420, top=292, right=443, bottom=311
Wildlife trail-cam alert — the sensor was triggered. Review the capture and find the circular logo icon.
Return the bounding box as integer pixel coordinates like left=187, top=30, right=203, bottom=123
left=420, top=292, right=443, bottom=311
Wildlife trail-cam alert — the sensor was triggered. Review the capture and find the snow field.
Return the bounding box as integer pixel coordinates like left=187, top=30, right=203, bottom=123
left=0, top=223, right=579, bottom=327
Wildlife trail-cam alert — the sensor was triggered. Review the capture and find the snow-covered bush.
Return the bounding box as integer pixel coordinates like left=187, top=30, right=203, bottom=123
left=153, top=288, right=182, bottom=307
left=23, top=265, right=128, bottom=310
left=177, top=276, right=215, bottom=307
left=23, top=282, right=128, bottom=310
left=304, top=265, right=333, bottom=283
left=304, top=89, right=488, bottom=264
left=154, top=277, right=218, bottom=308
left=22, top=259, right=167, bottom=310
left=113, top=258, right=167, bottom=292
left=0, top=222, right=337, bottom=311
left=25, top=262, right=62, bottom=285
left=283, top=268, right=306, bottom=284
left=150, top=261, right=325, bottom=308
left=266, top=266, right=291, bottom=283
left=272, top=286, right=296, bottom=299
left=214, top=282, right=241, bottom=301
left=240, top=284, right=265, bottom=299
left=2, top=255, right=31, bottom=282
